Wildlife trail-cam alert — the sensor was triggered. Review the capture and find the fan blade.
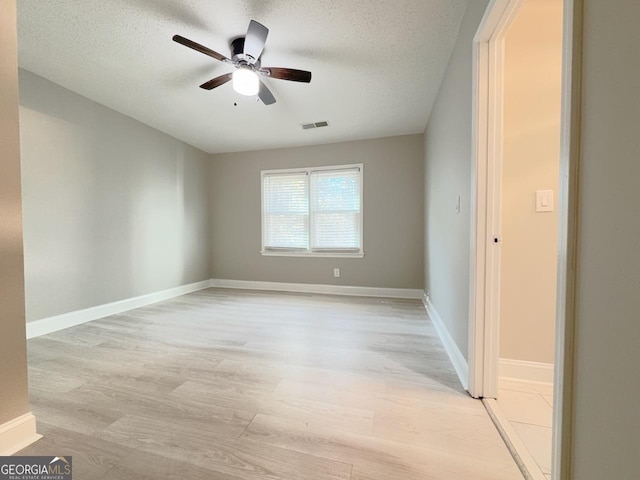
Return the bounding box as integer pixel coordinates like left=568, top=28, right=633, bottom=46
left=261, top=67, right=312, bottom=83
left=244, top=20, right=269, bottom=61
left=200, top=73, right=233, bottom=90
left=173, top=35, right=230, bottom=63
left=258, top=81, right=276, bottom=105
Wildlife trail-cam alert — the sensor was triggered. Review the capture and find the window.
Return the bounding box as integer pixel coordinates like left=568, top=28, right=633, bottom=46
left=261, top=164, right=363, bottom=257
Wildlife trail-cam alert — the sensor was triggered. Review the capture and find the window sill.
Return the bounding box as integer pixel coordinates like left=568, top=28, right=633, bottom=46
left=260, top=251, right=365, bottom=258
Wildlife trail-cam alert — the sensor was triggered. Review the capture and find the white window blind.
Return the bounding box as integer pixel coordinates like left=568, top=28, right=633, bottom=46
left=310, top=168, right=361, bottom=252
left=262, top=172, right=309, bottom=250
left=261, top=165, right=363, bottom=256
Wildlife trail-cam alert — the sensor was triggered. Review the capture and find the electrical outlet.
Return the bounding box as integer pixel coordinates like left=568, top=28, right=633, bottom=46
left=333, top=268, right=340, bottom=278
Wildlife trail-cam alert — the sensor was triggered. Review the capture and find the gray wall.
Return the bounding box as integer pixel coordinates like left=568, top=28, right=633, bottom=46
left=423, top=0, right=489, bottom=359
left=0, top=0, right=29, bottom=425
left=209, top=135, right=424, bottom=288
left=570, top=0, right=640, bottom=477
left=19, top=70, right=212, bottom=322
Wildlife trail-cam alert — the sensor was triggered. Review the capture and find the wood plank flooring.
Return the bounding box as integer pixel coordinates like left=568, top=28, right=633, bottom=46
left=21, top=288, right=523, bottom=479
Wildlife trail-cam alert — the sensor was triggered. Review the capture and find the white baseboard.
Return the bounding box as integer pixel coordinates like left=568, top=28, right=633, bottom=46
left=421, top=293, right=469, bottom=390
left=499, top=358, right=554, bottom=385
left=26, top=279, right=212, bottom=339
left=209, top=279, right=423, bottom=299
left=26, top=278, right=422, bottom=340
left=0, top=413, right=41, bottom=456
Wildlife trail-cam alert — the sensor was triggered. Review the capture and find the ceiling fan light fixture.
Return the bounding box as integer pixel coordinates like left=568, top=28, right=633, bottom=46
left=232, top=68, right=259, bottom=96
left=174, top=20, right=312, bottom=106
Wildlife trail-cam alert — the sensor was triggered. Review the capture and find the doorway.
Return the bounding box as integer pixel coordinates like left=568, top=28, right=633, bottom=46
left=468, top=0, right=580, bottom=479
left=497, top=0, right=563, bottom=477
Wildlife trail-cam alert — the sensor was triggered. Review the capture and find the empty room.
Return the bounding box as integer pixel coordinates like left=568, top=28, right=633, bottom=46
left=1, top=1, right=639, bottom=480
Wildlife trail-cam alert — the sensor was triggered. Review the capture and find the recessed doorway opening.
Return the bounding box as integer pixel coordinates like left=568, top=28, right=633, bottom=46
left=468, top=0, right=581, bottom=478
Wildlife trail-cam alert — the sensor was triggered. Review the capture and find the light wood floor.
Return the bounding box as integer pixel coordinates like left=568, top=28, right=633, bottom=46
left=21, top=288, right=523, bottom=479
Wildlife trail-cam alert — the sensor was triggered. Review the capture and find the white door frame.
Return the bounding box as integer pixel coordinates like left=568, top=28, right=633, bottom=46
left=467, top=0, right=525, bottom=402
left=468, top=0, right=582, bottom=478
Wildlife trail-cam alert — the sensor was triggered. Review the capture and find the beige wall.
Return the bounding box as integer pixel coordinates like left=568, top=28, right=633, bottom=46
left=570, top=1, right=640, bottom=478
left=209, top=135, right=424, bottom=288
left=423, top=0, right=489, bottom=359
left=0, top=0, right=30, bottom=425
left=499, top=0, right=562, bottom=365
left=19, top=70, right=212, bottom=322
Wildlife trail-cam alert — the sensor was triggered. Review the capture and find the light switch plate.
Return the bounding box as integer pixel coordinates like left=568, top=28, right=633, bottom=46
left=536, top=190, right=554, bottom=212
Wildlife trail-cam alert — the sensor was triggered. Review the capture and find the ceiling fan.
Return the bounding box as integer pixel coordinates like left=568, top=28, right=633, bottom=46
left=173, top=20, right=312, bottom=105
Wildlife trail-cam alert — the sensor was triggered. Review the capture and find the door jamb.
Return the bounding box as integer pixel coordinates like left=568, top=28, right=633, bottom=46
left=467, top=0, right=525, bottom=400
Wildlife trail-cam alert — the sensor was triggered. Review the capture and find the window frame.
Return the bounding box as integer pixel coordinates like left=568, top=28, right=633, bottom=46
left=260, top=163, right=364, bottom=258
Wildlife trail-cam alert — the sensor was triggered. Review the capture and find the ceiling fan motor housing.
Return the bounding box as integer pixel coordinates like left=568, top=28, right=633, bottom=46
left=231, top=37, right=259, bottom=66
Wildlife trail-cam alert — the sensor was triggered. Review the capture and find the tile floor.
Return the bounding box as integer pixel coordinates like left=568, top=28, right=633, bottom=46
left=498, top=379, right=553, bottom=479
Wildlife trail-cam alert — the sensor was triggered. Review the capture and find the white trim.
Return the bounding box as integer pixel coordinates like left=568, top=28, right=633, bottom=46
left=483, top=399, right=547, bottom=480
left=421, top=293, right=469, bottom=390
left=26, top=279, right=212, bottom=339
left=553, top=1, right=582, bottom=477
left=210, top=279, right=422, bottom=299
left=260, top=251, right=365, bottom=258
left=0, top=413, right=41, bottom=456
left=499, top=358, right=555, bottom=385
left=468, top=21, right=488, bottom=399
left=469, top=0, right=526, bottom=402
left=261, top=164, right=363, bottom=176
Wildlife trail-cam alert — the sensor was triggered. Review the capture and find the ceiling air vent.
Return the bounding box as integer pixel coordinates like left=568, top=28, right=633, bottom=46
left=301, top=121, right=330, bottom=130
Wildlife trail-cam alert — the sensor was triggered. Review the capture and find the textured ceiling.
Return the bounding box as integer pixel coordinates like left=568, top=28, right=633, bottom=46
left=17, top=0, right=469, bottom=154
